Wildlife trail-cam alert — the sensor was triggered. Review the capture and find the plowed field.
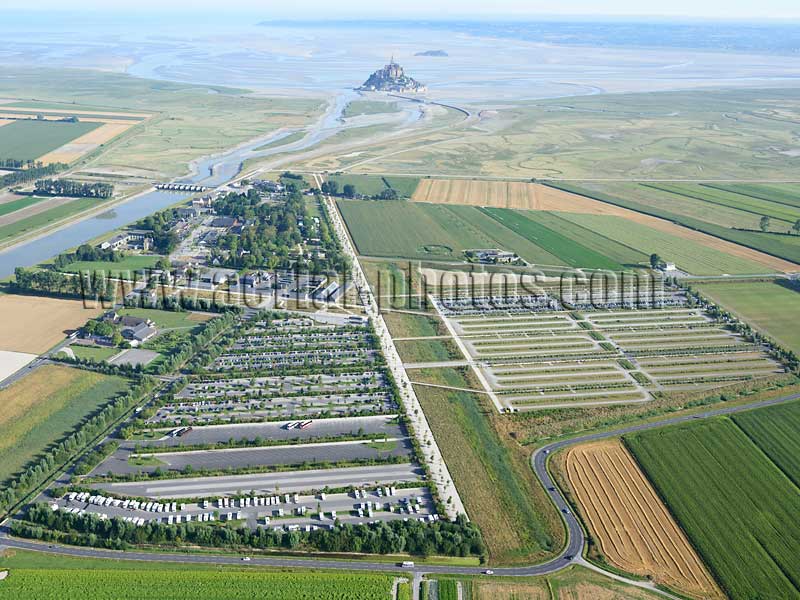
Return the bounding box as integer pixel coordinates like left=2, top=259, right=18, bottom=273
left=563, top=440, right=722, bottom=599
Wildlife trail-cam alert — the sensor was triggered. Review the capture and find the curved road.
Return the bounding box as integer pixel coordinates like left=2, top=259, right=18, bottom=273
left=2, top=391, right=797, bottom=581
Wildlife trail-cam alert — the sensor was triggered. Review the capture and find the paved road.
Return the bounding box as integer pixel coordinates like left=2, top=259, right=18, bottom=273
left=3, top=389, right=797, bottom=580
left=90, top=463, right=426, bottom=499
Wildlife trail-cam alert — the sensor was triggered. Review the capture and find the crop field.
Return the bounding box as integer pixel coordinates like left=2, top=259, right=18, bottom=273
left=626, top=411, right=800, bottom=600
left=562, top=440, right=721, bottom=599
left=694, top=280, right=800, bottom=354
left=340, top=189, right=792, bottom=274
left=412, top=179, right=641, bottom=213
left=551, top=181, right=800, bottom=268
left=0, top=196, right=111, bottom=245
left=0, top=294, right=101, bottom=354
left=0, top=568, right=397, bottom=600
left=732, top=400, right=800, bottom=488
left=337, top=199, right=562, bottom=265
left=480, top=208, right=625, bottom=270
left=0, top=119, right=101, bottom=161
left=0, top=196, right=49, bottom=218
left=557, top=213, right=768, bottom=275
left=440, top=302, right=779, bottom=411
left=0, top=365, right=127, bottom=484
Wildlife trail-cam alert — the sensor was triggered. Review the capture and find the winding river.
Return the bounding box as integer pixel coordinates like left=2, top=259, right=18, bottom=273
left=0, top=89, right=375, bottom=278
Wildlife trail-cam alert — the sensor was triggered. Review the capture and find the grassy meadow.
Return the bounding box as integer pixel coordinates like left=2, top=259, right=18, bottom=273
left=0, top=365, right=128, bottom=484
left=694, top=280, right=800, bottom=354
left=412, top=367, right=561, bottom=564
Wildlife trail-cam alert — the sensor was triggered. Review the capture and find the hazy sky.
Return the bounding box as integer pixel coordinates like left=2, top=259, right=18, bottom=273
left=3, top=0, right=799, bottom=20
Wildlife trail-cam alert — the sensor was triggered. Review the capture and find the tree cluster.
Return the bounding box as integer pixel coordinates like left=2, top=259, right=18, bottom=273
left=0, top=162, right=67, bottom=188
left=210, top=189, right=344, bottom=273
left=53, top=244, right=122, bottom=270
left=34, top=179, right=113, bottom=198
left=135, top=209, right=179, bottom=254
left=16, top=504, right=484, bottom=558
left=13, top=267, right=115, bottom=303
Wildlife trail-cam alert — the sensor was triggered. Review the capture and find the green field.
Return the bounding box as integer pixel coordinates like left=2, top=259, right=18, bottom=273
left=69, top=345, right=119, bottom=362
left=732, top=400, right=800, bottom=488
left=0, top=120, right=101, bottom=161
left=395, top=338, right=461, bottom=363
left=557, top=212, right=767, bottom=275
left=0, top=197, right=110, bottom=245
left=61, top=255, right=162, bottom=275
left=328, top=174, right=419, bottom=198
left=551, top=182, right=800, bottom=265
left=644, top=182, right=800, bottom=224
left=626, top=411, right=800, bottom=599
left=481, top=208, right=626, bottom=270
left=0, top=550, right=396, bottom=600
left=337, top=199, right=562, bottom=264
left=118, top=307, right=209, bottom=329
left=412, top=367, right=559, bottom=563
left=0, top=366, right=128, bottom=484
left=0, top=196, right=48, bottom=217
left=694, top=280, right=800, bottom=354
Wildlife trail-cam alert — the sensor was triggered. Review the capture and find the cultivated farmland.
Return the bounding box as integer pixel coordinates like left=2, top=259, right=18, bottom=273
left=0, top=120, right=101, bottom=161
left=0, top=365, right=128, bottom=484
left=0, top=294, right=102, bottom=354
left=626, top=412, right=800, bottom=600
left=562, top=440, right=721, bottom=599
left=0, top=568, right=398, bottom=600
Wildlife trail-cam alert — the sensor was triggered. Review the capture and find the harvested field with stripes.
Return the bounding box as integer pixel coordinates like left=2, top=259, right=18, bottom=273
left=440, top=302, right=780, bottom=411
left=562, top=440, right=722, bottom=599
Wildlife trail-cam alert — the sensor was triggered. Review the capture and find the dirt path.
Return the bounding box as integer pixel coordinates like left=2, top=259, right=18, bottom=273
left=563, top=440, right=723, bottom=600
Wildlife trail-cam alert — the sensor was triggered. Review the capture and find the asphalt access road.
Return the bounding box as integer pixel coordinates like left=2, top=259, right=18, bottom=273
left=3, top=389, right=798, bottom=577
left=150, top=415, right=403, bottom=447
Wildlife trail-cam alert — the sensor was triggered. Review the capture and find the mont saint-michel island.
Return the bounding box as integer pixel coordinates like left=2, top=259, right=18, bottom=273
left=357, top=58, right=427, bottom=93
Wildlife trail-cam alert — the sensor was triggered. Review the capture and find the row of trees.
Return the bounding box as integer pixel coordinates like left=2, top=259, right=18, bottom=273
left=16, top=503, right=484, bottom=558
left=0, top=377, right=155, bottom=517
left=0, top=162, right=66, bottom=188
left=34, top=179, right=114, bottom=198
left=1, top=158, right=45, bottom=170
left=758, top=215, right=800, bottom=235
left=320, top=179, right=399, bottom=200
left=13, top=267, right=115, bottom=303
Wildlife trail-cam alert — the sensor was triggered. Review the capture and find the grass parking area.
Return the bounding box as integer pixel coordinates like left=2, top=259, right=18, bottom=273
left=69, top=345, right=119, bottom=362
left=395, top=338, right=461, bottom=364
left=412, top=367, right=560, bottom=564
left=693, top=280, right=800, bottom=355
left=60, top=255, right=163, bottom=276
left=625, top=401, right=800, bottom=600
left=0, top=549, right=399, bottom=600
left=0, top=365, right=128, bottom=484
left=117, top=308, right=211, bottom=330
